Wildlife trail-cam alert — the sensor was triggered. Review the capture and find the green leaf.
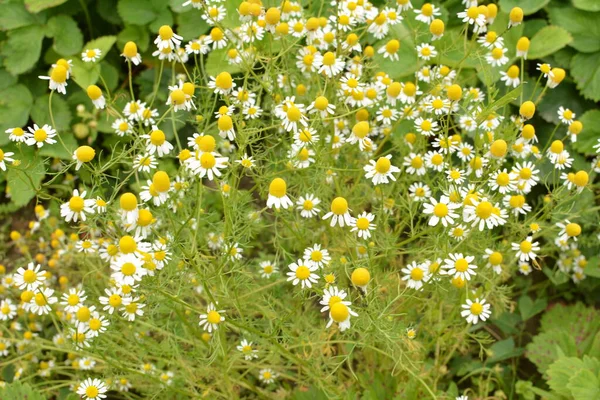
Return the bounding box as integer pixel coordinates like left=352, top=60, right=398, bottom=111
left=567, top=368, right=600, bottom=400
left=572, top=110, right=600, bottom=155
left=487, top=338, right=524, bottom=363
left=526, top=330, right=578, bottom=374
left=547, top=357, right=584, bottom=397
left=118, top=0, right=158, bottom=25
left=0, top=84, right=34, bottom=146
left=149, top=7, right=174, bottom=33
left=100, top=62, right=119, bottom=92
left=205, top=48, right=243, bottom=77
left=573, top=0, right=600, bottom=12
left=70, top=59, right=101, bottom=89
left=47, top=15, right=84, bottom=56
left=96, top=0, right=123, bottom=25
left=30, top=94, right=72, bottom=132
left=82, top=36, right=117, bottom=64
left=571, top=52, right=600, bottom=102
left=0, top=2, right=39, bottom=30
left=375, top=24, right=418, bottom=80
left=535, top=81, right=595, bottom=125
left=548, top=7, right=600, bottom=53
left=176, top=9, right=210, bottom=40
left=498, top=0, right=550, bottom=15
left=1, top=25, right=46, bottom=75
left=6, top=154, right=45, bottom=207
left=117, top=25, right=150, bottom=53
left=24, top=0, right=68, bottom=13
left=0, top=380, right=45, bottom=400
left=528, top=26, right=572, bottom=60
left=0, top=70, right=17, bottom=91
left=518, top=295, right=547, bottom=321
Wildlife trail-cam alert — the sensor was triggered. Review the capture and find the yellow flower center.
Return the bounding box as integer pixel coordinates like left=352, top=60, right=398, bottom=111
left=455, top=258, right=469, bottom=272
left=295, top=265, right=310, bottom=280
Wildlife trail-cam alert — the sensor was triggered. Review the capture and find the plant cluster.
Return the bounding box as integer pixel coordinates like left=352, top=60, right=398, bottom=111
left=0, top=0, right=598, bottom=399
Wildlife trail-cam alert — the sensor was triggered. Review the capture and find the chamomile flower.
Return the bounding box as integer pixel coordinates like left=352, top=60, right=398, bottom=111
left=401, top=261, right=430, bottom=290
left=121, top=41, right=142, bottom=65
left=0, top=149, right=14, bottom=171
left=414, top=3, right=441, bottom=24
left=258, top=369, right=277, bottom=384
left=463, top=198, right=507, bottom=231
left=486, top=47, right=508, bottom=67
left=443, top=253, right=477, bottom=281
left=267, top=178, right=293, bottom=209
left=423, top=195, right=460, bottom=227
left=119, top=193, right=139, bottom=225
left=143, top=127, right=174, bottom=157
left=303, top=244, right=331, bottom=268
left=99, top=287, right=129, bottom=315
left=110, top=254, right=145, bottom=286
left=322, top=197, right=353, bottom=227
left=133, top=154, right=158, bottom=172
left=323, top=294, right=357, bottom=332
left=307, top=96, right=336, bottom=118
left=296, top=194, right=321, bottom=218
left=500, top=65, right=520, bottom=88
left=557, top=106, right=575, bottom=124
left=77, top=378, right=108, bottom=400
left=364, top=155, right=401, bottom=185
left=0, top=300, right=17, bottom=321
left=14, top=262, right=46, bottom=290
left=208, top=72, right=236, bottom=95
left=259, top=261, right=278, bottom=278
left=378, top=39, right=401, bottom=61
left=512, top=237, right=541, bottom=262
left=237, top=339, right=258, bottom=360
left=461, top=298, right=491, bottom=324
left=81, top=49, right=101, bottom=63
left=39, top=65, right=69, bottom=94
left=30, top=287, right=58, bottom=316
left=318, top=51, right=345, bottom=77
left=351, top=212, right=376, bottom=239
left=26, top=124, right=57, bottom=148
left=416, top=43, right=437, bottom=60
left=6, top=127, right=28, bottom=143
left=409, top=182, right=431, bottom=202
left=60, top=189, right=95, bottom=223
left=112, top=118, right=133, bottom=136
left=483, top=249, right=503, bottom=275
left=198, top=303, right=225, bottom=333
left=154, top=25, right=182, bottom=50
left=287, top=259, right=319, bottom=289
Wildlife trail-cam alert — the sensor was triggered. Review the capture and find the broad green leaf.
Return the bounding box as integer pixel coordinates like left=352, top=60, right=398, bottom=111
left=572, top=110, right=600, bottom=155
left=0, top=380, right=45, bottom=400
left=39, top=131, right=78, bottom=159
left=571, top=52, right=600, bottom=102
left=176, top=9, right=210, bottom=40
left=526, top=330, right=578, bottom=374
left=1, top=25, right=45, bottom=75
left=0, top=2, right=39, bottom=30
left=100, top=62, right=119, bottom=92
left=205, top=48, right=244, bottom=77
left=47, top=15, right=84, bottom=56
left=0, top=84, right=33, bottom=146
left=573, top=0, right=600, bottom=12
left=528, top=26, right=572, bottom=60
left=71, top=59, right=101, bottom=89
left=149, top=7, right=174, bottom=33
left=547, top=357, right=584, bottom=397
left=487, top=338, right=524, bottom=363
left=117, top=25, right=150, bottom=53
left=6, top=154, right=45, bottom=207
left=548, top=7, right=600, bottom=53
left=24, top=0, right=68, bottom=13
left=498, top=0, right=550, bottom=15
left=567, top=368, right=600, bottom=400
left=535, top=82, right=595, bottom=125
left=518, top=295, right=547, bottom=321
left=0, top=69, right=17, bottom=91
left=96, top=0, right=123, bottom=25
left=30, top=94, right=72, bottom=132
left=523, top=19, right=548, bottom=38
left=82, top=36, right=117, bottom=64
left=375, top=24, right=418, bottom=80
left=118, top=0, right=158, bottom=25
